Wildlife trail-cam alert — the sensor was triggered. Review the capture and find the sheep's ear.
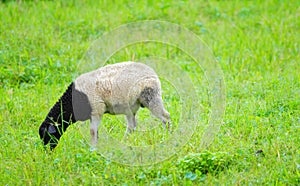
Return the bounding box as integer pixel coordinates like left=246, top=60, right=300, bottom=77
left=48, top=125, right=57, bottom=134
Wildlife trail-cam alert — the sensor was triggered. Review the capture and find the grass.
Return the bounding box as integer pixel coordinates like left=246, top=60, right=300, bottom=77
left=0, top=0, right=299, bottom=185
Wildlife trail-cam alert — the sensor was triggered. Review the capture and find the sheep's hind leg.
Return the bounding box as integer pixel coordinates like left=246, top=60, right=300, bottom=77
left=90, top=115, right=102, bottom=147
left=125, top=113, right=137, bottom=133
left=139, top=87, right=171, bottom=131
left=147, top=98, right=171, bottom=131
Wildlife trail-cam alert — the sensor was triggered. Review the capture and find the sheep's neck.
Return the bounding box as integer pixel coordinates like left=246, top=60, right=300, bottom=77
left=44, top=83, right=77, bottom=130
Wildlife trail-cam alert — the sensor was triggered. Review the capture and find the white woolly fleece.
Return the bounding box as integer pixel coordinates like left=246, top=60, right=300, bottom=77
left=74, top=61, right=162, bottom=116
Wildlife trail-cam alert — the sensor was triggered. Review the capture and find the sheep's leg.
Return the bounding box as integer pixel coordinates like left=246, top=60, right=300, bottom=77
left=133, top=114, right=137, bottom=129
left=90, top=115, right=102, bottom=146
left=139, top=87, right=171, bottom=131
left=148, top=99, right=171, bottom=131
left=125, top=113, right=137, bottom=133
left=155, top=108, right=171, bottom=131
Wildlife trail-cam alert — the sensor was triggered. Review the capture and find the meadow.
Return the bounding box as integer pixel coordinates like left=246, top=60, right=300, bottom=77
left=0, top=0, right=299, bottom=185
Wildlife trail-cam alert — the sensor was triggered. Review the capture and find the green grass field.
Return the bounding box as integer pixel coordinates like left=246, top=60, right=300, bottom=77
left=1, top=0, right=299, bottom=185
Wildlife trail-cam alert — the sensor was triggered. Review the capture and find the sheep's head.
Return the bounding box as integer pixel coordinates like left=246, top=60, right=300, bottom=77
left=39, top=121, right=62, bottom=149
left=39, top=82, right=77, bottom=149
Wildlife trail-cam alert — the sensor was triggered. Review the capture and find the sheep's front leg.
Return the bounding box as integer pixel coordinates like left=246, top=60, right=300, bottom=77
left=125, top=114, right=137, bottom=133
left=90, top=115, right=102, bottom=146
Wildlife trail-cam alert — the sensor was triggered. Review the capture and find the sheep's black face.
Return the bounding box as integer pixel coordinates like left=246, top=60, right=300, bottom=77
left=39, top=122, right=62, bottom=149
left=39, top=82, right=76, bottom=150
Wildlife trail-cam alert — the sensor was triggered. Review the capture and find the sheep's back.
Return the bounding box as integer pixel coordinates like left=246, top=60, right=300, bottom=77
left=99, top=62, right=160, bottom=102
left=75, top=62, right=161, bottom=114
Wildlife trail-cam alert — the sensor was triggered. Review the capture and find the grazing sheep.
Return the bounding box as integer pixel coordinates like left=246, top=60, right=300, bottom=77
left=39, top=62, right=170, bottom=149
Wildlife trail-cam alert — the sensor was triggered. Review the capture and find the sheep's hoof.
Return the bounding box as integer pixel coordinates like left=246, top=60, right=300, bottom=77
left=168, top=123, right=172, bottom=133
left=126, top=127, right=136, bottom=134
left=123, top=128, right=135, bottom=140
left=90, top=147, right=97, bottom=152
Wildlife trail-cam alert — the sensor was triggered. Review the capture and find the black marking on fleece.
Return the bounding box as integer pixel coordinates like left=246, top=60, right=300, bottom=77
left=39, top=82, right=92, bottom=149
left=139, top=87, right=159, bottom=108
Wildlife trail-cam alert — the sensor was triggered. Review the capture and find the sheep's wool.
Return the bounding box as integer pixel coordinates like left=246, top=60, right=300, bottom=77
left=74, top=62, right=161, bottom=116
left=40, top=62, right=170, bottom=149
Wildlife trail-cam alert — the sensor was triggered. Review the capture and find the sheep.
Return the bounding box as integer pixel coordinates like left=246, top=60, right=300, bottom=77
left=39, top=61, right=171, bottom=149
